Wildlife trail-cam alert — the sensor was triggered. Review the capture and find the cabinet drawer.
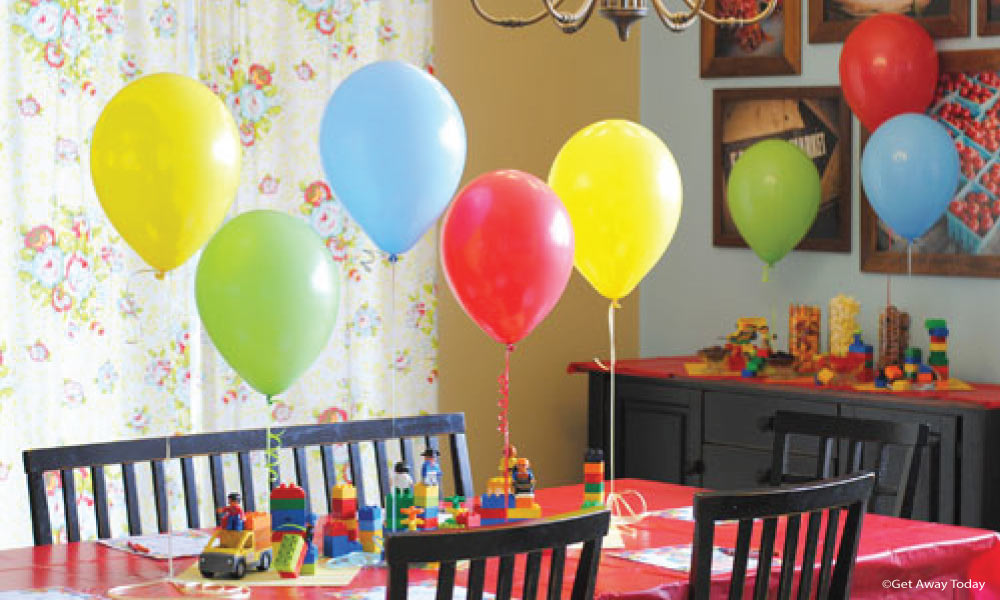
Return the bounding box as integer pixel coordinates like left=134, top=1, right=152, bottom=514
left=702, top=444, right=816, bottom=490
left=704, top=391, right=836, bottom=451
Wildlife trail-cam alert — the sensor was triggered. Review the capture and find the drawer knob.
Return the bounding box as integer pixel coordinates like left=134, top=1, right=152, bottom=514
left=757, top=416, right=775, bottom=432
left=685, top=460, right=705, bottom=475
left=756, top=468, right=773, bottom=484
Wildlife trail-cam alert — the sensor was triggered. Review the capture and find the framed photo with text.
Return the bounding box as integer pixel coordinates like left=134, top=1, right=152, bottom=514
left=713, top=87, right=852, bottom=252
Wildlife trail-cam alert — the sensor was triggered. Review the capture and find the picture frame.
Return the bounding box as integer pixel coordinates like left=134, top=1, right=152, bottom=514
left=978, top=0, right=1000, bottom=34
left=808, top=0, right=969, bottom=42
left=861, top=49, right=1000, bottom=278
left=700, top=0, right=801, bottom=77
left=713, top=87, right=852, bottom=252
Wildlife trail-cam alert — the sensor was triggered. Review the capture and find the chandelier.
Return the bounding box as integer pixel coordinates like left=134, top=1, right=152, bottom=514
left=469, top=0, right=780, bottom=41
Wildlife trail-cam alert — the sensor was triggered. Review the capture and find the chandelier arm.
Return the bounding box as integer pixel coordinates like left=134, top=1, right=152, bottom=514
left=697, top=0, right=777, bottom=25
left=541, top=0, right=599, bottom=32
left=468, top=0, right=569, bottom=27
left=649, top=0, right=706, bottom=31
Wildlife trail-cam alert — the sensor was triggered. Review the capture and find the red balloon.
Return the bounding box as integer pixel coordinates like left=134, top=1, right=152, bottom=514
left=839, top=14, right=938, bottom=132
left=441, top=170, right=574, bottom=345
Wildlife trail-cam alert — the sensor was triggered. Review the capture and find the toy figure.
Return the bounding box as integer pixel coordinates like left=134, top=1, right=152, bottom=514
left=217, top=492, right=245, bottom=530
left=512, top=458, right=535, bottom=495
left=420, top=448, right=441, bottom=486
left=391, top=461, right=413, bottom=493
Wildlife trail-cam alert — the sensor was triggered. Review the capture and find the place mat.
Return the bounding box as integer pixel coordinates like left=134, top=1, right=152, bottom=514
left=97, top=531, right=212, bottom=560
left=610, top=545, right=773, bottom=575
left=0, top=589, right=108, bottom=600
left=175, top=562, right=360, bottom=587
left=854, top=378, right=974, bottom=392
left=650, top=506, right=736, bottom=526
left=328, top=583, right=491, bottom=600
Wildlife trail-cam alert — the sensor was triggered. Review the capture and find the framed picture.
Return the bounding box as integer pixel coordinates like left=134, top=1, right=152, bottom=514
left=700, top=0, right=800, bottom=77
left=713, top=87, right=852, bottom=252
left=861, top=50, right=1000, bottom=278
left=978, top=0, right=1000, bottom=34
left=808, top=0, right=969, bottom=42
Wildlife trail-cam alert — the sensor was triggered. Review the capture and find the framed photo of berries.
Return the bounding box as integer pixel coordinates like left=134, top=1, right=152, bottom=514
left=700, top=0, right=800, bottom=77
left=861, top=49, right=1000, bottom=278
left=809, top=0, right=969, bottom=42
left=713, top=87, right=852, bottom=251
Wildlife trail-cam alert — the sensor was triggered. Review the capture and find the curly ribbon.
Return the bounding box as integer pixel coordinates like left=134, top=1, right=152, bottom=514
left=907, top=241, right=913, bottom=277
left=498, top=343, right=514, bottom=522
left=123, top=268, right=160, bottom=344
left=390, top=254, right=398, bottom=528
left=108, top=580, right=251, bottom=600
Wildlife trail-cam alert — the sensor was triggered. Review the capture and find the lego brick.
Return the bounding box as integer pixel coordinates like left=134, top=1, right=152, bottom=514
left=924, top=319, right=947, bottom=330
left=583, top=493, right=604, bottom=504
left=420, top=506, right=439, bottom=519
left=270, top=498, right=306, bottom=511
left=583, top=463, right=604, bottom=475
left=324, top=521, right=347, bottom=537
left=332, top=497, right=358, bottom=520
left=480, top=519, right=507, bottom=526
left=271, top=483, right=306, bottom=500
left=583, top=472, right=604, bottom=484
left=359, top=530, right=383, bottom=553
left=332, top=483, right=357, bottom=499
left=506, top=507, right=541, bottom=519
left=582, top=501, right=604, bottom=509
left=917, top=373, right=934, bottom=383
left=457, top=512, right=480, bottom=527
left=583, top=482, right=604, bottom=494
left=929, top=342, right=948, bottom=352
left=276, top=533, right=305, bottom=576
left=300, top=562, right=316, bottom=576
left=892, top=380, right=911, bottom=391
left=884, top=366, right=903, bottom=379
left=515, top=495, right=536, bottom=509
left=323, top=535, right=362, bottom=558
left=421, top=517, right=438, bottom=529
left=480, top=494, right=516, bottom=509
left=476, top=507, right=508, bottom=520
left=936, top=366, right=950, bottom=380
left=358, top=506, right=382, bottom=523
left=905, top=347, right=921, bottom=358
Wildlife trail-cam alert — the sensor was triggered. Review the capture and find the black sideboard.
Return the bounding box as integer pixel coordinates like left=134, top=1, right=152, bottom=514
left=579, top=362, right=1000, bottom=530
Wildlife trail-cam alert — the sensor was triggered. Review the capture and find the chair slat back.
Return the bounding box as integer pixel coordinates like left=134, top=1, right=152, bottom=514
left=385, top=509, right=611, bottom=600
left=24, top=413, right=473, bottom=546
left=690, top=472, right=875, bottom=600
left=769, top=410, right=929, bottom=518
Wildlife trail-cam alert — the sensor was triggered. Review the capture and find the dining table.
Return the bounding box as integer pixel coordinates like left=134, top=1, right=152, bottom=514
left=0, top=479, right=997, bottom=599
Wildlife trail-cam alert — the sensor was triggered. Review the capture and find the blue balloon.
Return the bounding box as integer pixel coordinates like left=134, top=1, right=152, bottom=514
left=861, top=113, right=959, bottom=242
left=319, top=61, right=467, bottom=256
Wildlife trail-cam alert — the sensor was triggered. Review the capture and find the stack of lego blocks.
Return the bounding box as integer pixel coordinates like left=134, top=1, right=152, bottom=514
left=926, top=318, right=950, bottom=380
left=385, top=482, right=442, bottom=532
left=848, top=332, right=875, bottom=382
left=582, top=449, right=605, bottom=508
left=270, top=483, right=318, bottom=578
left=323, top=483, right=362, bottom=558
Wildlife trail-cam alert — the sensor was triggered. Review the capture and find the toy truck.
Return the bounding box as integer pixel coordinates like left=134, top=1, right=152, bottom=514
left=199, top=512, right=273, bottom=579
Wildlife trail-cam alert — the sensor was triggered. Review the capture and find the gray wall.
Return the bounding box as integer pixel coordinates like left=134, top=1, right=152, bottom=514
left=639, top=12, right=1000, bottom=380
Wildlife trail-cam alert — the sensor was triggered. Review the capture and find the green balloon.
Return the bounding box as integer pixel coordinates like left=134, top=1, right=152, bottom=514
left=727, top=139, right=821, bottom=268
left=196, top=210, right=340, bottom=398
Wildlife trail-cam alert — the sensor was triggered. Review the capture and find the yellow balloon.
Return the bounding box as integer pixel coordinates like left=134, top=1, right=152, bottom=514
left=90, top=73, right=241, bottom=275
left=548, top=120, right=682, bottom=301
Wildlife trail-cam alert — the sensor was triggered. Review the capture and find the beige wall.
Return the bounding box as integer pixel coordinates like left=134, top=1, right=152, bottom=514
left=433, top=3, right=641, bottom=490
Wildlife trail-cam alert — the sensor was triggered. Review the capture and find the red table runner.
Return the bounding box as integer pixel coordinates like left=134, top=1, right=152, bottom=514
left=0, top=480, right=996, bottom=598
left=568, top=356, right=1000, bottom=410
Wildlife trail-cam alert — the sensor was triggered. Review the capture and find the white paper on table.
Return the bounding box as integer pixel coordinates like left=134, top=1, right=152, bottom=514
left=327, top=584, right=492, bottom=600
left=97, top=531, right=212, bottom=559
left=610, top=545, right=777, bottom=575
left=0, top=588, right=109, bottom=599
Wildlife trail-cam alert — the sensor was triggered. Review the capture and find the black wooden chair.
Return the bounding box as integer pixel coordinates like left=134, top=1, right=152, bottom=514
left=690, top=472, right=875, bottom=600
left=23, top=413, right=474, bottom=546
left=769, top=410, right=930, bottom=519
left=385, top=508, right=610, bottom=600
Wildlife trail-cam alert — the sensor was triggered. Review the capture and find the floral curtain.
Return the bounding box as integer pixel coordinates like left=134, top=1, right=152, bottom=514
left=1, top=0, right=436, bottom=549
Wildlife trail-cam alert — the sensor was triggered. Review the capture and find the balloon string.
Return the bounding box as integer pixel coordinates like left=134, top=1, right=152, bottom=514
left=907, top=242, right=912, bottom=277
left=607, top=301, right=618, bottom=502
left=498, top=344, right=514, bottom=522
left=124, top=268, right=158, bottom=344
left=886, top=274, right=891, bottom=308
left=390, top=254, right=397, bottom=525
left=761, top=263, right=770, bottom=283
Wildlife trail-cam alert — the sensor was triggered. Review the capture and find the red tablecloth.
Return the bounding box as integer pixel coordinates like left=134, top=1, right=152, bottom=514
left=568, top=356, right=1000, bottom=410
left=0, top=480, right=997, bottom=598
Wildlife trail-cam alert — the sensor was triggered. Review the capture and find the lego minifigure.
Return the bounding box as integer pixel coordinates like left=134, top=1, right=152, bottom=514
left=217, top=492, right=245, bottom=531
left=391, top=461, right=413, bottom=493
left=420, top=448, right=441, bottom=486
left=512, top=458, right=535, bottom=495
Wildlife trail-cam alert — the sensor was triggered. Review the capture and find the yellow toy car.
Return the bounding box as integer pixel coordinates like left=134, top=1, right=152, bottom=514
left=199, top=512, right=273, bottom=579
